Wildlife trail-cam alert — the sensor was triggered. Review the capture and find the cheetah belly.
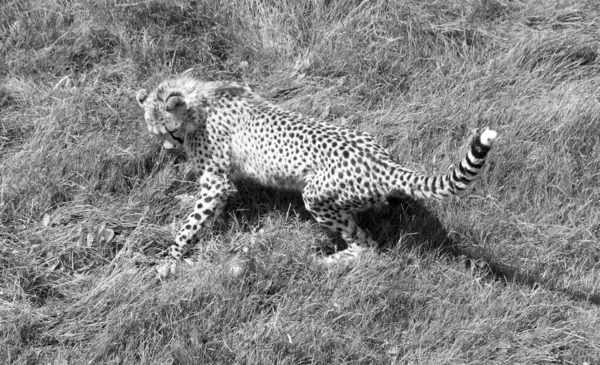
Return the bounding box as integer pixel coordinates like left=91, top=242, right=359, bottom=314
left=228, top=145, right=314, bottom=191
left=228, top=159, right=312, bottom=191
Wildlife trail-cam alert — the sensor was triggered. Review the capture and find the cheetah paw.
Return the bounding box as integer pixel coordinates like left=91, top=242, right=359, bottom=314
left=156, top=260, right=177, bottom=280
left=317, top=253, right=352, bottom=266
left=318, top=245, right=376, bottom=266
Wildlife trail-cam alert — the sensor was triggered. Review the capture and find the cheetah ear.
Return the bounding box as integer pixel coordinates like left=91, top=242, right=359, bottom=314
left=166, top=95, right=186, bottom=112
left=136, top=89, right=148, bottom=107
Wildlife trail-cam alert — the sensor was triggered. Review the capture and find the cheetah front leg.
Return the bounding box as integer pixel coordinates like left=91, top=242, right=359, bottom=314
left=157, top=173, right=232, bottom=278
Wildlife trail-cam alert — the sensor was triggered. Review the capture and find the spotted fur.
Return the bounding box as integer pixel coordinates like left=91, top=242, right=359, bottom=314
left=136, top=76, right=498, bottom=269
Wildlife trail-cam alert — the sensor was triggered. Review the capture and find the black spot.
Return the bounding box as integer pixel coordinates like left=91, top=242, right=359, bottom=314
left=204, top=196, right=213, bottom=203
left=194, top=213, right=201, bottom=220
left=342, top=151, right=349, bottom=158
left=203, top=209, right=213, bottom=216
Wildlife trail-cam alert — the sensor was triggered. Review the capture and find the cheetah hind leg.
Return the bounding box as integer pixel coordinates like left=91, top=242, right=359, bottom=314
left=304, top=200, right=377, bottom=264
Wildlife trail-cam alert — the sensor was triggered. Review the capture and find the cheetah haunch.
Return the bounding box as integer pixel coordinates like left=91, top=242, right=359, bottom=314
left=136, top=76, right=497, bottom=276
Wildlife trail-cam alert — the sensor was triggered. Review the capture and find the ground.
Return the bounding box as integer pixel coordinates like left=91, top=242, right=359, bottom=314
left=1, top=0, right=600, bottom=364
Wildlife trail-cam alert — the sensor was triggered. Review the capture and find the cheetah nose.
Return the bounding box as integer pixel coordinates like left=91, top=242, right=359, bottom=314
left=163, top=139, right=175, bottom=149
left=158, top=125, right=168, bottom=135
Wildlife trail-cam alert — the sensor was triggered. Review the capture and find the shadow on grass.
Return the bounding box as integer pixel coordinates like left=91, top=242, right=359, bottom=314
left=226, top=180, right=600, bottom=306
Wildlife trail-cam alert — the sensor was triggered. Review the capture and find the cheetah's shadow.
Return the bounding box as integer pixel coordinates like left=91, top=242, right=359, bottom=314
left=223, top=180, right=600, bottom=306
left=224, top=180, right=472, bottom=265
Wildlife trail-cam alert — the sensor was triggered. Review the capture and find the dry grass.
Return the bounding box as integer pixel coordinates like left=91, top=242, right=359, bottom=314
left=1, top=0, right=600, bottom=364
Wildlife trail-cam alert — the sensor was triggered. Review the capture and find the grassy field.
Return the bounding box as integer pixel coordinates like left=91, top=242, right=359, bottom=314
left=2, top=0, right=600, bottom=363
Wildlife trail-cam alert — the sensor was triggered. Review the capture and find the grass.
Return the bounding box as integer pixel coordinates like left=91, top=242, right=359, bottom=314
left=1, top=0, right=600, bottom=363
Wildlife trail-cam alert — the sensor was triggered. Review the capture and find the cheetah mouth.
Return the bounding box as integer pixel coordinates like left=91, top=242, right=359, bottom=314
left=161, top=129, right=184, bottom=150
left=167, top=130, right=184, bottom=145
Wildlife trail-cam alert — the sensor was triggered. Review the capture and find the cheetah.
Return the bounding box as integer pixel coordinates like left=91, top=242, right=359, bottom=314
left=136, top=75, right=497, bottom=276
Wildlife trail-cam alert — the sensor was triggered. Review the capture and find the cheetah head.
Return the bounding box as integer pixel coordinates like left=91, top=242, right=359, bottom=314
left=136, top=88, right=192, bottom=150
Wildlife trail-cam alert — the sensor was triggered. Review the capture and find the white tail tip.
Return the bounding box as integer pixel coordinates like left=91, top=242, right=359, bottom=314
left=480, top=130, right=498, bottom=146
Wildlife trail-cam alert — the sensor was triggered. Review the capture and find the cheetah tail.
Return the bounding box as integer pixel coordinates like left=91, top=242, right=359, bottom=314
left=409, top=129, right=498, bottom=200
